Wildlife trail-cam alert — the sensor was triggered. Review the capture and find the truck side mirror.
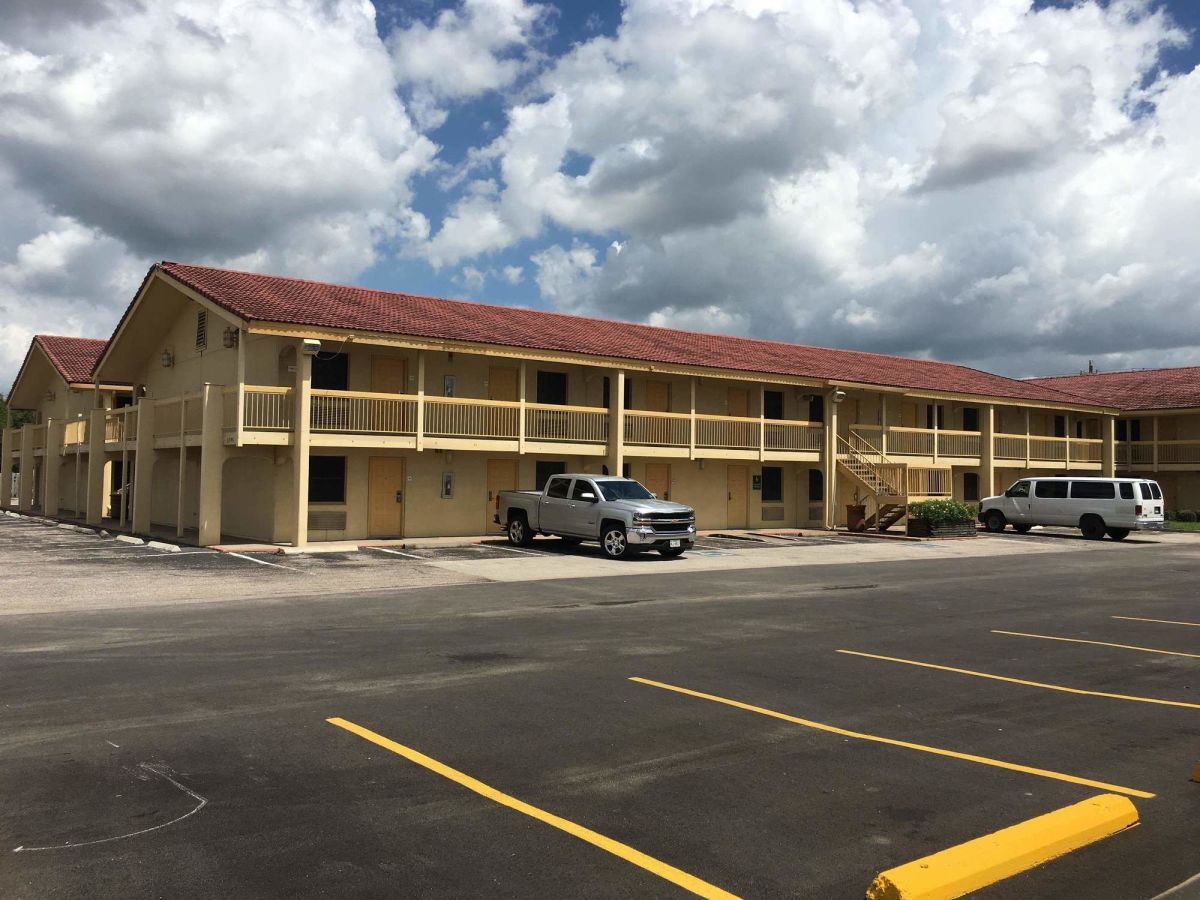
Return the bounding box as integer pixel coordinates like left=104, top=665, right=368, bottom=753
left=579, top=492, right=596, bottom=501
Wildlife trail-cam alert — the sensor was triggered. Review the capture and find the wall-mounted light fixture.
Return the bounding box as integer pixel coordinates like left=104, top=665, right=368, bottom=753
left=161, top=349, right=175, bottom=368
left=447, top=351, right=455, bottom=363
left=832, top=389, right=847, bottom=404
left=222, top=327, right=240, bottom=349
left=44, top=390, right=56, bottom=402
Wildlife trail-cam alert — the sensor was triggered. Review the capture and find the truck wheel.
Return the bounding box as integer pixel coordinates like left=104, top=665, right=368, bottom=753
left=507, top=515, right=534, bottom=547
left=1106, top=528, right=1130, bottom=541
left=1080, top=515, right=1106, bottom=540
left=601, top=525, right=632, bottom=559
left=658, top=547, right=685, bottom=558
left=984, top=510, right=1007, bottom=533
left=1013, top=524, right=1032, bottom=534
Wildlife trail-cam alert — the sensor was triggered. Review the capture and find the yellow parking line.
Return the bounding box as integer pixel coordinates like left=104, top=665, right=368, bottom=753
left=993, top=630, right=1200, bottom=660
left=326, top=717, right=739, bottom=899
left=1113, top=615, right=1200, bottom=629
left=628, top=678, right=1154, bottom=799
left=837, top=649, right=1200, bottom=710
left=866, top=794, right=1138, bottom=900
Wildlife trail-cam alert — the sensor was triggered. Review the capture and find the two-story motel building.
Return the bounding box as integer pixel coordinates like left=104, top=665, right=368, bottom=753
left=9, top=260, right=1188, bottom=549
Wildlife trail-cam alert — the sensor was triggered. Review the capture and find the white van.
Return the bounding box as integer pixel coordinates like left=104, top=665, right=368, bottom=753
left=979, top=477, right=1165, bottom=540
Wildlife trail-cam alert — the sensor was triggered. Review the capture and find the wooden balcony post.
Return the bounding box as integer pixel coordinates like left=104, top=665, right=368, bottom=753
left=931, top=403, right=939, bottom=464
left=1064, top=413, right=1072, bottom=472
left=197, top=384, right=225, bottom=546
left=1024, top=408, right=1031, bottom=469
left=416, top=350, right=426, bottom=452
left=980, top=404, right=995, bottom=499
left=85, top=408, right=106, bottom=525
left=236, top=331, right=246, bottom=447
left=291, top=344, right=313, bottom=549
left=0, top=427, right=14, bottom=510
left=518, top=360, right=527, bottom=454
left=879, top=395, right=888, bottom=457
left=132, top=398, right=155, bottom=535
left=1102, top=415, right=1116, bottom=477
left=689, top=377, right=697, bottom=460
left=43, top=418, right=62, bottom=517
left=17, top=423, right=35, bottom=512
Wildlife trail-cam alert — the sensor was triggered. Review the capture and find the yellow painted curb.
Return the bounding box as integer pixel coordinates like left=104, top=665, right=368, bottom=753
left=866, top=794, right=1138, bottom=900
left=1191, top=762, right=1200, bottom=783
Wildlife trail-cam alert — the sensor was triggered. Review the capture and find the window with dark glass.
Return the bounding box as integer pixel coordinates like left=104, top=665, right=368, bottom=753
left=1008, top=480, right=1031, bottom=497
left=571, top=479, right=596, bottom=501
left=926, top=405, right=945, bottom=429
left=761, top=466, right=783, bottom=502
left=1071, top=481, right=1115, bottom=499
left=1116, top=420, right=1127, bottom=442
left=535, top=461, right=566, bottom=490
left=624, top=378, right=633, bottom=409
left=808, top=395, right=824, bottom=423
left=1034, top=480, right=1068, bottom=499
left=763, top=391, right=785, bottom=421
left=536, top=371, right=568, bottom=405
left=545, top=477, right=571, bottom=499
left=1130, top=419, right=1142, bottom=442
left=602, top=376, right=610, bottom=408
left=808, top=469, right=823, bottom=502
left=963, top=472, right=979, bottom=502
left=309, top=456, right=346, bottom=503
left=961, top=408, right=979, bottom=432
left=1119, top=482, right=1134, bottom=499
left=1053, top=415, right=1066, bottom=438
left=621, top=462, right=632, bottom=479
left=1075, top=420, right=1084, bottom=439
left=312, top=353, right=349, bottom=390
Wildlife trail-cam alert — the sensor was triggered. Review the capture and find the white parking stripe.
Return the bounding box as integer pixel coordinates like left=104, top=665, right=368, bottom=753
left=367, top=547, right=424, bottom=560
left=224, top=551, right=302, bottom=571
left=488, top=544, right=543, bottom=555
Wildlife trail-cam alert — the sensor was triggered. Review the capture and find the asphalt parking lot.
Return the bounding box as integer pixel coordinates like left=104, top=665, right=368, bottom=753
left=3, top=515, right=1200, bottom=898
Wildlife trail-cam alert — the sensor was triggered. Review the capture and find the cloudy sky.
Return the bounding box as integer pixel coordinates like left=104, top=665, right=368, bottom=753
left=2, top=0, right=1199, bottom=388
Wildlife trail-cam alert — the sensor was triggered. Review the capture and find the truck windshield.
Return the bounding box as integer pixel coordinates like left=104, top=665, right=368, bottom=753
left=598, top=480, right=654, bottom=501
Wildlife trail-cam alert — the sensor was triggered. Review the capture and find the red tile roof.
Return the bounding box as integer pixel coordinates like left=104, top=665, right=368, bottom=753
left=155, top=261, right=1096, bottom=406
left=1028, top=368, right=1200, bottom=411
left=35, top=335, right=108, bottom=384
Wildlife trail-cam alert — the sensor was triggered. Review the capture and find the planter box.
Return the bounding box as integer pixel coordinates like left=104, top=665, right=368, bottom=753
left=906, top=519, right=977, bottom=538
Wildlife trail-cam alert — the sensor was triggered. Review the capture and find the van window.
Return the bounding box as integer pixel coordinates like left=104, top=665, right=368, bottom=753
left=1071, top=481, right=1115, bottom=499
left=1008, top=481, right=1031, bottom=498
left=1034, top=481, right=1068, bottom=499
left=1149, top=482, right=1162, bottom=500
left=1139, top=482, right=1162, bottom=500
left=1119, top=483, right=1135, bottom=500
left=546, top=477, right=571, bottom=499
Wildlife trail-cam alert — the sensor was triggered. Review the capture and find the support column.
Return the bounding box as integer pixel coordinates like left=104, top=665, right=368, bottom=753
left=879, top=396, right=888, bottom=456
left=415, top=350, right=426, bottom=452
left=1102, top=415, right=1116, bottom=478
left=236, top=329, right=246, bottom=447
left=85, top=409, right=106, bottom=525
left=44, top=418, right=62, bottom=518
left=980, top=404, right=995, bottom=501
left=931, top=402, right=939, bottom=464
left=18, top=425, right=34, bottom=512
left=688, top=377, right=697, bottom=460
left=197, top=384, right=225, bottom=546
left=518, top=360, right=527, bottom=454
left=822, top=390, right=839, bottom=530
left=1064, top=413, right=1072, bottom=472
left=1152, top=416, right=1159, bottom=473
left=291, top=344, right=313, bottom=548
left=758, top=387, right=766, bottom=462
left=1024, top=408, right=1032, bottom=469
left=607, top=368, right=625, bottom=477
left=0, top=427, right=14, bottom=510
left=132, top=399, right=156, bottom=535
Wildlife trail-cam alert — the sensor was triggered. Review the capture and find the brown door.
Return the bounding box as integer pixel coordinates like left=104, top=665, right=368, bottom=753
left=645, top=380, right=670, bottom=412
left=728, top=388, right=749, bottom=418
left=489, top=366, right=519, bottom=402
left=644, top=463, right=671, bottom=501
left=486, top=459, right=519, bottom=532
left=368, top=457, right=405, bottom=537
left=726, top=465, right=748, bottom=529
left=371, top=356, right=408, bottom=394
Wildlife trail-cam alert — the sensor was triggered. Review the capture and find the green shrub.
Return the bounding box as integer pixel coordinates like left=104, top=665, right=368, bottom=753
left=907, top=499, right=977, bottom=525
left=1178, top=510, right=1198, bottom=523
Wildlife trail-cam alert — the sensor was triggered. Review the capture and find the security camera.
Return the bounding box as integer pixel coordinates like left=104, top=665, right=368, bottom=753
left=832, top=389, right=847, bottom=403
left=301, top=339, right=322, bottom=356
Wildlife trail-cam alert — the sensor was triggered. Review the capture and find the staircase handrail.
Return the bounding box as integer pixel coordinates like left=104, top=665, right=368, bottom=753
left=837, top=432, right=905, bottom=497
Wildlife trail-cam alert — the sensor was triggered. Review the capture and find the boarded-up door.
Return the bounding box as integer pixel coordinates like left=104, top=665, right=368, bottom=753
left=489, top=367, right=519, bottom=402
left=486, top=459, right=519, bottom=532
left=728, top=388, right=749, bottom=418
left=727, top=465, right=748, bottom=529
left=644, top=463, right=670, bottom=501
left=371, top=356, right=408, bottom=393
left=368, top=457, right=405, bottom=537
left=645, top=380, right=671, bottom=412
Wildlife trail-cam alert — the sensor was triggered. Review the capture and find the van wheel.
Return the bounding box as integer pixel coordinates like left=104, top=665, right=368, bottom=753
left=1080, top=516, right=1106, bottom=540
left=1107, top=528, right=1130, bottom=541
left=984, top=511, right=1007, bottom=533
left=601, top=524, right=633, bottom=560
left=507, top=515, right=534, bottom=546
left=1013, top=524, right=1032, bottom=534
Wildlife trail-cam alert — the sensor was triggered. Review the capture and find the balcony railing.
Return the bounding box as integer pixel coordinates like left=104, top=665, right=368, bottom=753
left=63, top=418, right=88, bottom=448
left=854, top=423, right=1102, bottom=464
left=104, top=407, right=138, bottom=444
left=526, top=403, right=609, bottom=444
left=312, top=389, right=415, bottom=434
left=1117, top=441, right=1200, bottom=467
left=625, top=411, right=689, bottom=447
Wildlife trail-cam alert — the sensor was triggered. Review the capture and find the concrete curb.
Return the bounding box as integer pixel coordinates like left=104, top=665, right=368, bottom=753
left=146, top=540, right=182, bottom=552
left=115, top=534, right=145, bottom=545
left=866, top=793, right=1138, bottom=900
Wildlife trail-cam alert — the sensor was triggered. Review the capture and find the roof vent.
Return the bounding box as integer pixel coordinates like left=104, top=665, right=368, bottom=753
left=195, top=309, right=208, bottom=351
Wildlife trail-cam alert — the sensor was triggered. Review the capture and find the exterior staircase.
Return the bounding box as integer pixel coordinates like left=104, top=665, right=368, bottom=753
left=836, top=431, right=908, bottom=532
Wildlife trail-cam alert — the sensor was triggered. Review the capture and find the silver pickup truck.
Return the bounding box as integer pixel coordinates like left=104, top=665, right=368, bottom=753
left=496, top=474, right=696, bottom=559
